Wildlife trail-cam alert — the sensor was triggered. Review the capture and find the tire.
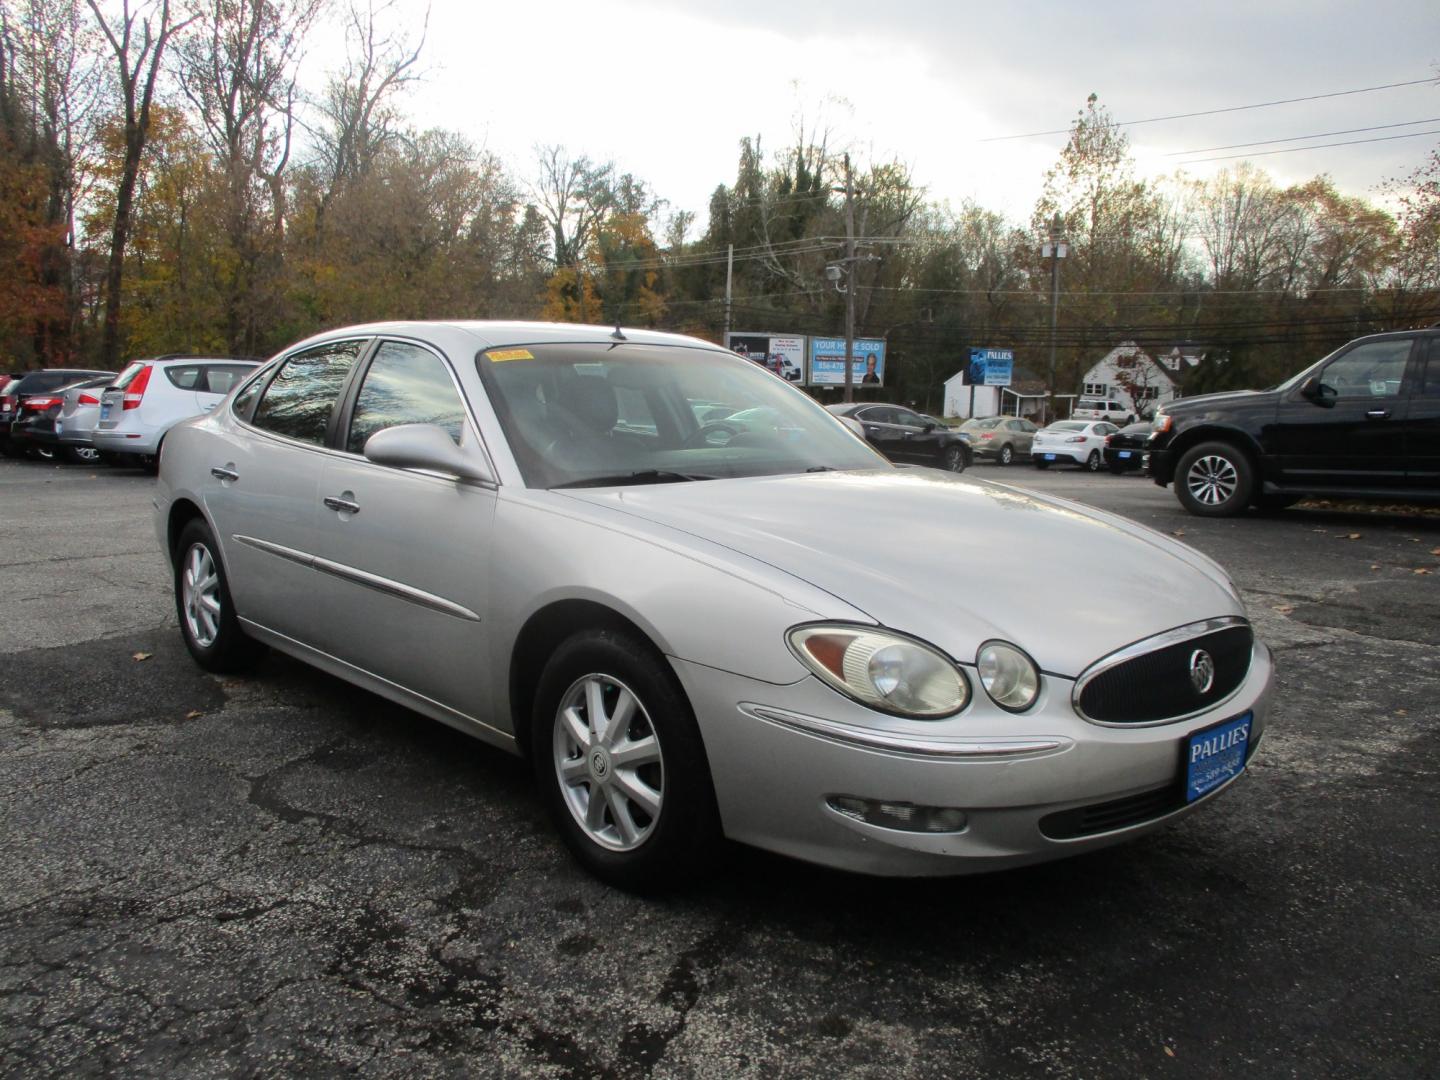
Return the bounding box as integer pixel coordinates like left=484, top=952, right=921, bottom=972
left=174, top=518, right=267, bottom=672
left=531, top=625, right=719, bottom=892
left=941, top=445, right=968, bottom=473
left=1085, top=450, right=1101, bottom=472
left=998, top=444, right=1014, bottom=466
left=29, top=445, right=57, bottom=461
left=1175, top=441, right=1255, bottom=517
left=62, top=445, right=101, bottom=465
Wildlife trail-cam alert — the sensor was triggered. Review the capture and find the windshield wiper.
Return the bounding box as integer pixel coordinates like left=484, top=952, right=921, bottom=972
left=552, top=469, right=717, bottom=489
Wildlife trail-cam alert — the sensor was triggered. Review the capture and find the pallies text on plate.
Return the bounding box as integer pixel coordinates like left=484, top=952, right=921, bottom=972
left=1190, top=721, right=1251, bottom=764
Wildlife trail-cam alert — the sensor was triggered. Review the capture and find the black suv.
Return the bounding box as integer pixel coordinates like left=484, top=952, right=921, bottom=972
left=1148, top=329, right=1439, bottom=516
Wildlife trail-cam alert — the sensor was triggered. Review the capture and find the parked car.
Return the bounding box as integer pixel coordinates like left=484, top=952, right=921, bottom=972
left=1031, top=420, right=1119, bottom=471
left=1071, top=398, right=1135, bottom=425
left=960, top=416, right=1039, bottom=465
left=825, top=402, right=973, bottom=472
left=54, top=379, right=111, bottom=463
left=156, top=321, right=1270, bottom=890
left=92, top=355, right=261, bottom=469
left=1104, top=422, right=1153, bottom=474
left=1149, top=329, right=1440, bottom=516
left=9, top=375, right=112, bottom=461
left=0, top=368, right=113, bottom=458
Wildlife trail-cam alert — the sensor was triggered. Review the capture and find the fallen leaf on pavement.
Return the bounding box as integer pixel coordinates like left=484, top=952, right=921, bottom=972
left=1171, top=529, right=1185, bottom=537
left=1163, top=1046, right=1176, bottom=1058
left=1272, top=604, right=1294, bottom=614
left=1415, top=567, right=1432, bottom=575
left=1344, top=533, right=1361, bottom=540
left=1431, top=547, right=1440, bottom=556
left=132, top=651, right=152, bottom=662
left=185, top=710, right=203, bottom=719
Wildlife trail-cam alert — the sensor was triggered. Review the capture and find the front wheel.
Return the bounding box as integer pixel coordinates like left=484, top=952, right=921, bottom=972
left=533, top=626, right=719, bottom=892
left=63, top=445, right=101, bottom=465
left=941, top=445, right=968, bottom=473
left=1175, top=441, right=1255, bottom=517
left=174, top=519, right=267, bottom=672
left=1084, top=450, right=1101, bottom=472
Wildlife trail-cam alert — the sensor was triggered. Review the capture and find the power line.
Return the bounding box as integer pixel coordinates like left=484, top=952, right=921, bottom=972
left=1165, top=117, right=1440, bottom=156
left=981, top=78, right=1436, bottom=142
left=1178, top=127, right=1440, bottom=164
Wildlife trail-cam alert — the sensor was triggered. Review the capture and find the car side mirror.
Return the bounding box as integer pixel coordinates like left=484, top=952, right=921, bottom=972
left=1300, top=377, right=1337, bottom=408
left=922, top=421, right=936, bottom=433
left=363, top=423, right=494, bottom=482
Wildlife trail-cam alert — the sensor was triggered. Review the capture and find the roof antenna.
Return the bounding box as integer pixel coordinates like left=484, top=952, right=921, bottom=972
left=611, top=322, right=627, bottom=342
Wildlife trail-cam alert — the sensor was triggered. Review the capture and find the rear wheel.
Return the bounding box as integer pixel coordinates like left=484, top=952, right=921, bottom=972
left=532, top=626, right=719, bottom=892
left=1084, top=450, right=1101, bottom=472
left=174, top=518, right=267, bottom=672
left=998, top=444, right=1014, bottom=466
left=1175, top=441, right=1254, bottom=517
left=62, top=445, right=100, bottom=465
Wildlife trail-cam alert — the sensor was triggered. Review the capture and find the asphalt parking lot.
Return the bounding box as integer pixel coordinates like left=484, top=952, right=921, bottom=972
left=1, top=455, right=1436, bottom=1078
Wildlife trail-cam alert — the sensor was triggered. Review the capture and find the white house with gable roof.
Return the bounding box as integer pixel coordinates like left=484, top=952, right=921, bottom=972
left=1078, top=342, right=1205, bottom=419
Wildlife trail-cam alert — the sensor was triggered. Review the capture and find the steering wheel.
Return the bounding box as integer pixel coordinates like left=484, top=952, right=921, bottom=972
left=682, top=421, right=743, bottom=448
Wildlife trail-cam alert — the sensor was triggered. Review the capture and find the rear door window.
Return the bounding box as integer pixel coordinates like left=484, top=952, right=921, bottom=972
left=251, top=341, right=364, bottom=445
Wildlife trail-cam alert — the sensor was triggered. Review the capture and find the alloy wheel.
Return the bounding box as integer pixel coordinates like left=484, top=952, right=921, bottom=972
left=1186, top=454, right=1239, bottom=507
left=553, top=674, right=665, bottom=852
left=181, top=542, right=222, bottom=648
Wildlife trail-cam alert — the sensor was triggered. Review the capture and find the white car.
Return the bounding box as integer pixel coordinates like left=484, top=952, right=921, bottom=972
left=1032, top=420, right=1119, bottom=471
left=92, top=356, right=261, bottom=467
left=1071, top=398, right=1135, bottom=425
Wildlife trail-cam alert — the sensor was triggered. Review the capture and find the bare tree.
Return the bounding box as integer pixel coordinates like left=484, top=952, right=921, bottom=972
left=87, top=0, right=192, bottom=367
left=312, top=0, right=426, bottom=222
left=533, top=144, right=614, bottom=268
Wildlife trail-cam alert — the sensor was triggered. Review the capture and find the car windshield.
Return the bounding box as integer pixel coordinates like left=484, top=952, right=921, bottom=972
left=477, top=342, right=886, bottom=487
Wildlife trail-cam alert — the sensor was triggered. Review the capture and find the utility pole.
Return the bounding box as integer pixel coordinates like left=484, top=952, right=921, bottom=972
left=723, top=243, right=734, bottom=340
left=843, top=153, right=856, bottom=404
left=1043, top=214, right=1067, bottom=422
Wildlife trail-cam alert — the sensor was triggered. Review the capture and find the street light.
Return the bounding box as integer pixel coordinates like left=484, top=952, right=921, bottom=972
left=1042, top=215, right=1067, bottom=423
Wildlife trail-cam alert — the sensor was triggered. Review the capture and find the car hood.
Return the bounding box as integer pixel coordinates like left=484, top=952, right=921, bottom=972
left=560, top=469, right=1242, bottom=676
left=1163, top=388, right=1269, bottom=413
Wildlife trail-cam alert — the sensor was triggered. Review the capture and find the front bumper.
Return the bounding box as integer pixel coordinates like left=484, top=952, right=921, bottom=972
left=672, top=641, right=1273, bottom=876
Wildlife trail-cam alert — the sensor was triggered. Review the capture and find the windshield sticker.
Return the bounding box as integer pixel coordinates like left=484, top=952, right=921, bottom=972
left=488, top=348, right=534, bottom=363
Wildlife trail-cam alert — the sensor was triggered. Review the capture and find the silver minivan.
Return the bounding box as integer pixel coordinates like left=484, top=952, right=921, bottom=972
left=93, top=356, right=260, bottom=467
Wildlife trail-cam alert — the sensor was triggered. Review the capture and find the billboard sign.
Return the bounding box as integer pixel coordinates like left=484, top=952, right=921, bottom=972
left=726, top=332, right=806, bottom=383
left=808, top=337, right=886, bottom=387
left=968, top=347, right=1014, bottom=387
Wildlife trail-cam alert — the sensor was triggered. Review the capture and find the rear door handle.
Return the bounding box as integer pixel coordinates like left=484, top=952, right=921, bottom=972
left=1365, top=409, right=1391, bottom=419
left=211, top=466, right=239, bottom=482
left=323, top=496, right=361, bottom=515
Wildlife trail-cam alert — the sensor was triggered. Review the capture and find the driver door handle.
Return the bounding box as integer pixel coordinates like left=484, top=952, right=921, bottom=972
left=210, top=466, right=239, bottom=482
left=1365, top=409, right=1391, bottom=420
left=323, top=496, right=361, bottom=515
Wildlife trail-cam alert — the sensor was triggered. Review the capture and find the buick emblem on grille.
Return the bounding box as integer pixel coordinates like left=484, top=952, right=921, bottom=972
left=1189, top=649, right=1216, bottom=695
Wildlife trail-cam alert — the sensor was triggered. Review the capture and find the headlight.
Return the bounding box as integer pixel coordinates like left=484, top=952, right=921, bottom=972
left=788, top=625, right=969, bottom=718
left=976, top=641, right=1040, bottom=712
left=1152, top=413, right=1172, bottom=434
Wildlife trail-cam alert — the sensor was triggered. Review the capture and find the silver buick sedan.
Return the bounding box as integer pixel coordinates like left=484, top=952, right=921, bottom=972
left=155, top=321, right=1272, bottom=889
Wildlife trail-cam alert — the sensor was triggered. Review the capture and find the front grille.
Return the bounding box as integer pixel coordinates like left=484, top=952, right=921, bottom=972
left=1076, top=623, right=1252, bottom=724
left=1039, top=785, right=1181, bottom=840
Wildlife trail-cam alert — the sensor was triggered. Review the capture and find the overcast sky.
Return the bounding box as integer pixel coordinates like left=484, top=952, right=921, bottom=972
left=345, top=0, right=1440, bottom=233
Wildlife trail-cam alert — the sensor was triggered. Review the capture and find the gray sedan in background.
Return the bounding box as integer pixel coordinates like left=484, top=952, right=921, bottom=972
left=155, top=321, right=1272, bottom=890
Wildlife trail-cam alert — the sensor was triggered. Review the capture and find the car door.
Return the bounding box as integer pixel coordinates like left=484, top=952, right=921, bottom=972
left=892, top=407, right=943, bottom=463
left=201, top=339, right=366, bottom=642
left=309, top=339, right=498, bottom=719
left=1406, top=337, right=1440, bottom=491
left=855, top=406, right=908, bottom=461
left=1268, top=336, right=1414, bottom=488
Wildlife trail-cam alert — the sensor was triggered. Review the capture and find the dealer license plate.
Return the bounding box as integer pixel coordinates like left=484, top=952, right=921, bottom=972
left=1185, top=713, right=1251, bottom=802
left=100, top=403, right=111, bottom=419
left=1044, top=453, right=1056, bottom=461
left=1118, top=450, right=1131, bottom=458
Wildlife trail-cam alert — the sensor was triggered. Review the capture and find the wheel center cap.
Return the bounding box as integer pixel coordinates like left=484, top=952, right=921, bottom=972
left=588, top=747, right=612, bottom=781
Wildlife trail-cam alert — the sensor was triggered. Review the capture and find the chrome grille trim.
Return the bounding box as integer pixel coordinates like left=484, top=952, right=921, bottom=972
left=1072, top=616, right=1251, bottom=728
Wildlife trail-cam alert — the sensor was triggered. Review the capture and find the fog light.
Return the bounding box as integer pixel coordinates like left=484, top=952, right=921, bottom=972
left=826, top=795, right=968, bottom=834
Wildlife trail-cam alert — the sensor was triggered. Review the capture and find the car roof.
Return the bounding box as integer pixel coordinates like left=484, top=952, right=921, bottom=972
left=274, top=320, right=732, bottom=359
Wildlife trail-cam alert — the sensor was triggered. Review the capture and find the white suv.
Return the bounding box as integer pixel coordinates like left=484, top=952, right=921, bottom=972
left=92, top=356, right=260, bottom=467
left=1071, top=398, right=1134, bottom=425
